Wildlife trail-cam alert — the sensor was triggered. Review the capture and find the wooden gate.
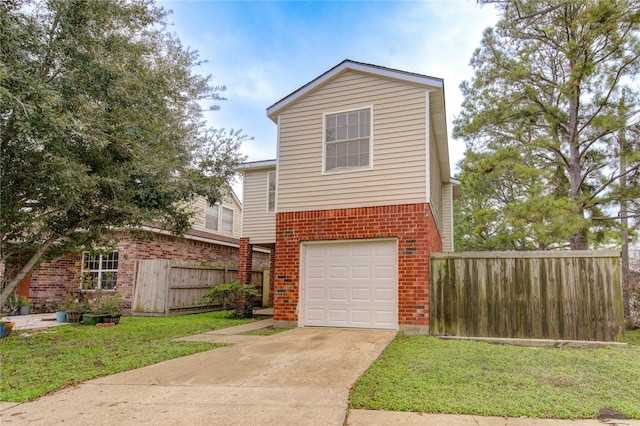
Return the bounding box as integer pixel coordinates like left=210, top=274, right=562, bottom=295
left=430, top=251, right=624, bottom=342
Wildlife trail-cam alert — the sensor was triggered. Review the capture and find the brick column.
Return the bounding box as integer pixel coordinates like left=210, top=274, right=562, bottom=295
left=238, top=238, right=252, bottom=285
left=268, top=248, right=276, bottom=307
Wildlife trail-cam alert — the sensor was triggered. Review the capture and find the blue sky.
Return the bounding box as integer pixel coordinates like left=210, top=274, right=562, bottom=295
left=159, top=0, right=500, bottom=178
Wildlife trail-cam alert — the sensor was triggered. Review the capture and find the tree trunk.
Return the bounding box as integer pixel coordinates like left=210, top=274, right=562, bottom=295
left=0, top=236, right=58, bottom=305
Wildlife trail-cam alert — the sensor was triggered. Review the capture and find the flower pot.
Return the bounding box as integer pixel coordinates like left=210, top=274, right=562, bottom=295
left=56, top=311, right=67, bottom=323
left=0, top=321, right=14, bottom=337
left=82, top=314, right=105, bottom=326
left=102, top=315, right=121, bottom=325
left=66, top=312, right=82, bottom=324
left=19, top=305, right=30, bottom=315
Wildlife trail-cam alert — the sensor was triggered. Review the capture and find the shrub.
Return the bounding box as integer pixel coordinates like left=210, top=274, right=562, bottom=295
left=202, top=281, right=258, bottom=318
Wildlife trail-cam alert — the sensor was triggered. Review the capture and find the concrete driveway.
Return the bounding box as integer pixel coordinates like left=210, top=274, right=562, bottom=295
left=0, top=323, right=395, bottom=425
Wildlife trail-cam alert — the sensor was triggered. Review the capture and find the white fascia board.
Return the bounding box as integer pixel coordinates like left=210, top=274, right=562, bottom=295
left=237, top=159, right=277, bottom=172
left=267, top=59, right=444, bottom=119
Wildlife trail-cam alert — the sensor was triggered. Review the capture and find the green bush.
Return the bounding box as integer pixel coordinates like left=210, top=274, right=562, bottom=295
left=202, top=281, right=258, bottom=318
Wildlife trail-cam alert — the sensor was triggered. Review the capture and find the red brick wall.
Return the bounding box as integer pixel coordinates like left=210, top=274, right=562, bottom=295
left=25, top=231, right=269, bottom=312
left=274, top=203, right=441, bottom=328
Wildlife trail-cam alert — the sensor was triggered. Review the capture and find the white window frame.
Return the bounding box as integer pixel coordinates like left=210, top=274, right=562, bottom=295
left=221, top=206, right=234, bottom=234
left=81, top=251, right=119, bottom=291
left=266, top=171, right=276, bottom=213
left=205, top=203, right=219, bottom=231
left=322, top=106, right=373, bottom=174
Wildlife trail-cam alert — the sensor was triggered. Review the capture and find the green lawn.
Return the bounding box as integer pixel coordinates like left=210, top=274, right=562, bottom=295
left=0, top=311, right=256, bottom=402
left=350, top=329, right=640, bottom=420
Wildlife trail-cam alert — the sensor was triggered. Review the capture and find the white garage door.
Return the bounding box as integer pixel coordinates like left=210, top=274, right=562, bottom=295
left=303, top=240, right=397, bottom=330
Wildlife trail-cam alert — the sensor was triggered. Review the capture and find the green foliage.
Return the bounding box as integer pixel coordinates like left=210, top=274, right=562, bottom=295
left=453, top=0, right=640, bottom=250
left=350, top=330, right=640, bottom=419
left=0, top=311, right=256, bottom=402
left=18, top=296, right=32, bottom=308
left=5, top=292, right=19, bottom=312
left=0, top=0, right=247, bottom=304
left=85, top=290, right=124, bottom=315
left=202, top=281, right=258, bottom=318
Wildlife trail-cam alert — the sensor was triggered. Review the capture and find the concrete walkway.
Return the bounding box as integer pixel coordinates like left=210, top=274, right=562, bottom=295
left=0, top=322, right=395, bottom=425
left=2, top=312, right=69, bottom=331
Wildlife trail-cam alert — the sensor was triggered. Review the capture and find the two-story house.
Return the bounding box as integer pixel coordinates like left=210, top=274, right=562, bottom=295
left=239, top=60, right=457, bottom=335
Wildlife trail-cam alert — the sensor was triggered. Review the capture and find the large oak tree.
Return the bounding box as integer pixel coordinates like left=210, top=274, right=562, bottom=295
left=454, top=0, right=640, bottom=250
left=0, top=0, right=246, bottom=304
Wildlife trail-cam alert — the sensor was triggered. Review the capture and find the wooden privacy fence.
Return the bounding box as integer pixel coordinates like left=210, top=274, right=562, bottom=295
left=132, top=260, right=268, bottom=315
left=430, top=251, right=625, bottom=342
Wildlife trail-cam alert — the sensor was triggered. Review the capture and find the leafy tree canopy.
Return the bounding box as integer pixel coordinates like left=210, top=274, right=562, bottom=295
left=0, top=0, right=247, bottom=303
left=454, top=0, right=640, bottom=250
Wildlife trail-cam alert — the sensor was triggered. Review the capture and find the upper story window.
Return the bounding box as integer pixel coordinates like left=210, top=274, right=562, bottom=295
left=324, top=107, right=372, bottom=173
left=205, top=202, right=234, bottom=234
left=81, top=251, right=118, bottom=290
left=221, top=207, right=234, bottom=233
left=205, top=203, right=219, bottom=231
left=267, top=171, right=276, bottom=212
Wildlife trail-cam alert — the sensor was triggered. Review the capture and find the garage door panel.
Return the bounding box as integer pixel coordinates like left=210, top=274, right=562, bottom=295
left=351, top=288, right=370, bottom=301
left=351, top=310, right=371, bottom=324
left=351, top=266, right=370, bottom=278
left=329, top=266, right=347, bottom=278
left=307, top=287, right=325, bottom=300
left=304, top=240, right=397, bottom=330
left=329, top=246, right=347, bottom=257
left=328, top=310, right=347, bottom=322
left=308, top=267, right=325, bottom=279
left=328, top=288, right=347, bottom=301
left=306, top=309, right=325, bottom=322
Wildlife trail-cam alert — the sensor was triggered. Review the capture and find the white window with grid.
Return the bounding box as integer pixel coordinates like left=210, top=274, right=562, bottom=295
left=267, top=171, right=276, bottom=212
left=81, top=251, right=118, bottom=290
left=324, top=107, right=372, bottom=173
left=221, top=207, right=234, bottom=233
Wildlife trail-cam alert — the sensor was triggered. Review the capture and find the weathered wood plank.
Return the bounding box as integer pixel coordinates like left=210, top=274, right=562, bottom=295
left=430, top=251, right=624, bottom=342
left=132, top=261, right=265, bottom=315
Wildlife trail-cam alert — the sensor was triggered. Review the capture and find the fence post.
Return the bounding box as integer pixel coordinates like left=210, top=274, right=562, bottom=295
left=263, top=269, right=270, bottom=307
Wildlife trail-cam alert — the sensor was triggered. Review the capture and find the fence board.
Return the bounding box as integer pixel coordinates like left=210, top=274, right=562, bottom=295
left=132, top=260, right=265, bottom=315
left=430, top=251, right=624, bottom=342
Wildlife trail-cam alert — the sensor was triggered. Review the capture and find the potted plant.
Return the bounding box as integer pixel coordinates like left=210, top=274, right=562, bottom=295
left=99, top=293, right=124, bottom=324
left=83, top=290, right=124, bottom=325
left=18, top=296, right=33, bottom=315
left=6, top=292, right=20, bottom=316
left=65, top=295, right=89, bottom=324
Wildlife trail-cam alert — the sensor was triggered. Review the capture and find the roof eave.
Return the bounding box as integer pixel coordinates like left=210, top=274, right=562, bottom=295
left=266, top=59, right=444, bottom=121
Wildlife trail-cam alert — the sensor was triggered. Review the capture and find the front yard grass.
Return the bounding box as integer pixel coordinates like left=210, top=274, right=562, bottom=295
left=350, top=329, right=640, bottom=420
left=0, top=311, right=256, bottom=402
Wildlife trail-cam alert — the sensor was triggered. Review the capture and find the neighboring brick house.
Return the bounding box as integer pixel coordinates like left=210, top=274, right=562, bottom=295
left=238, top=60, right=458, bottom=335
left=10, top=191, right=270, bottom=313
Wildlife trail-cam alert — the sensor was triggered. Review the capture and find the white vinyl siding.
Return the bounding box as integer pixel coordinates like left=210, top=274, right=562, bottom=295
left=190, top=193, right=242, bottom=239
left=242, top=168, right=276, bottom=244
left=429, top=126, right=443, bottom=234
left=275, top=70, right=433, bottom=212
left=442, top=183, right=455, bottom=252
